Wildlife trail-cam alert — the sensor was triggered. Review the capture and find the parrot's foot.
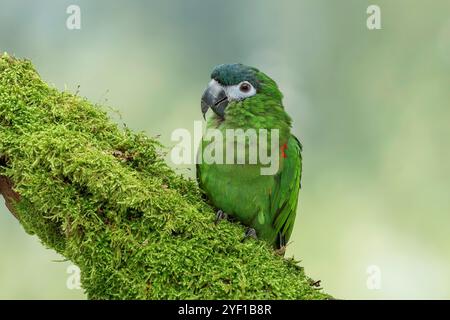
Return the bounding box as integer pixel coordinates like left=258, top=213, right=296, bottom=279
left=214, top=210, right=228, bottom=225
left=242, top=228, right=258, bottom=242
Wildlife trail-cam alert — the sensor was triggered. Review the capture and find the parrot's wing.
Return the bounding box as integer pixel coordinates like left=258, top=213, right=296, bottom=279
left=270, top=135, right=303, bottom=248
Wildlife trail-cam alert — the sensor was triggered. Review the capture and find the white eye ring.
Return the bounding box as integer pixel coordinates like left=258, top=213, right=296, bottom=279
left=225, top=81, right=256, bottom=101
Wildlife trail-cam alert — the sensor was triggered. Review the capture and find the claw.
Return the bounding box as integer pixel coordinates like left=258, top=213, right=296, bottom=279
left=274, top=246, right=286, bottom=256
left=242, top=228, right=258, bottom=242
left=214, top=210, right=228, bottom=225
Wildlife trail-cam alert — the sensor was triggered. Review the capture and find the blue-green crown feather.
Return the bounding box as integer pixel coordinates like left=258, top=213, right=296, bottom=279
left=211, top=64, right=261, bottom=90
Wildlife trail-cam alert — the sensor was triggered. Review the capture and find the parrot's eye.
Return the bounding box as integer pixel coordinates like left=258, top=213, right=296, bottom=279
left=239, top=82, right=252, bottom=93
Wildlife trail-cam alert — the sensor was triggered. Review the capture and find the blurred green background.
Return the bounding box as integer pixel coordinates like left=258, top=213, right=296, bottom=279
left=1, top=0, right=450, bottom=299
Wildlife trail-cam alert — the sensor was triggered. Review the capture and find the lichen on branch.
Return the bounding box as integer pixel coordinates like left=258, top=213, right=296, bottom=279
left=0, top=53, right=330, bottom=299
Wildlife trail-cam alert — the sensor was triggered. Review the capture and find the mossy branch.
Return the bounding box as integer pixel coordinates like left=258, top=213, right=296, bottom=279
left=0, top=53, right=330, bottom=300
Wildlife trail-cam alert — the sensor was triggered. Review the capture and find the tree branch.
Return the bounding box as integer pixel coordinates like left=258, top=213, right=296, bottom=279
left=0, top=174, right=19, bottom=219
left=0, top=53, right=330, bottom=299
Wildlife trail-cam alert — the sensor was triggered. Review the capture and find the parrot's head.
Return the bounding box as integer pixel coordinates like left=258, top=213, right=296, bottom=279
left=201, top=64, right=290, bottom=130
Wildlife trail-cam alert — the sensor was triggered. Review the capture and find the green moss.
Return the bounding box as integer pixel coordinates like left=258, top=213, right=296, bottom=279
left=0, top=53, right=330, bottom=300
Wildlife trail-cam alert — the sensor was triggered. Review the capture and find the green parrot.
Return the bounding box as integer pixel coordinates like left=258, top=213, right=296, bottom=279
left=197, top=64, right=302, bottom=249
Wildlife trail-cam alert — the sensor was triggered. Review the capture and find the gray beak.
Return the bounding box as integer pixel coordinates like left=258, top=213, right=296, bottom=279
left=201, top=81, right=229, bottom=120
